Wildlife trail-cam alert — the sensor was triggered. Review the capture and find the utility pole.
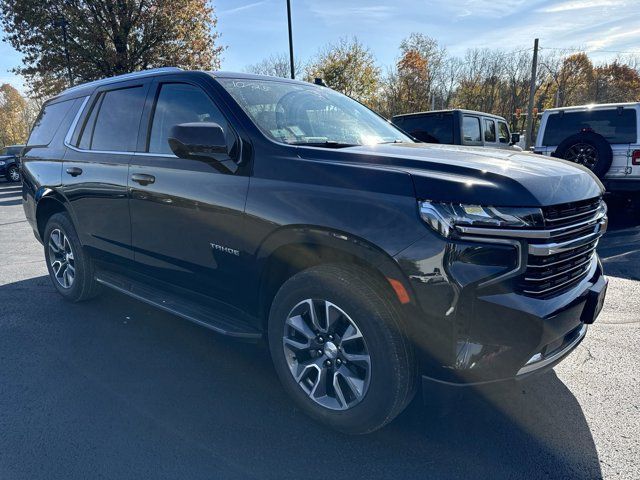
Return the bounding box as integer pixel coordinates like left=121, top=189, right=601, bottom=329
left=55, top=17, right=74, bottom=87
left=525, top=38, right=539, bottom=149
left=286, top=0, right=295, bottom=79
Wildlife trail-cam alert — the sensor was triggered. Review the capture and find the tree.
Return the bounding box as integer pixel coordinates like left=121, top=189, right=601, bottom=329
left=0, top=0, right=224, bottom=98
left=305, top=37, right=381, bottom=106
left=247, top=53, right=299, bottom=79
left=0, top=84, right=34, bottom=146
left=594, top=61, right=640, bottom=103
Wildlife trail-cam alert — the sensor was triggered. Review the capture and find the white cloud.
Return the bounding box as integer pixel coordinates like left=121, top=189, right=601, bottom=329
left=586, top=27, right=640, bottom=50
left=538, top=0, right=624, bottom=13
left=219, top=1, right=266, bottom=16
left=309, top=4, right=396, bottom=24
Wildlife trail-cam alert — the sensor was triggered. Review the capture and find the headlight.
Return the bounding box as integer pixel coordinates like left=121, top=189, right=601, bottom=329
left=419, top=200, right=543, bottom=238
left=0, top=161, right=5, bottom=166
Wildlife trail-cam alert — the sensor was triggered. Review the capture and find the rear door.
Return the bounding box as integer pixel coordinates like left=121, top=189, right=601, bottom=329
left=62, top=79, right=150, bottom=263
left=128, top=75, right=249, bottom=302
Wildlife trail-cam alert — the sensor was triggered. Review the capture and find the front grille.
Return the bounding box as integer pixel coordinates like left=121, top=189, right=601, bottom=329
left=542, top=197, right=602, bottom=228
left=518, top=240, right=598, bottom=297
left=519, top=197, right=605, bottom=298
left=455, top=196, right=607, bottom=298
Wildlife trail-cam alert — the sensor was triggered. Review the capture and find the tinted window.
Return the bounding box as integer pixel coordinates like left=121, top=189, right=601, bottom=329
left=543, top=109, right=637, bottom=146
left=148, top=83, right=229, bottom=154
left=27, top=99, right=75, bottom=146
left=79, top=86, right=145, bottom=151
left=484, top=118, right=496, bottom=142
left=498, top=121, right=510, bottom=143
left=462, top=116, right=481, bottom=143
left=78, top=95, right=103, bottom=150
left=393, top=113, right=454, bottom=144
left=1, top=146, right=22, bottom=155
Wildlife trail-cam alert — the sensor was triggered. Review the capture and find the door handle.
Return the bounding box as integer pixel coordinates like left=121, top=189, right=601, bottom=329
left=66, top=167, right=83, bottom=177
left=131, top=173, right=156, bottom=186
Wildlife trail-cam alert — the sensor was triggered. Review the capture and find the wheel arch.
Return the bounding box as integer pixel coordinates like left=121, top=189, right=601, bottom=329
left=256, top=226, right=417, bottom=330
left=35, top=189, right=75, bottom=242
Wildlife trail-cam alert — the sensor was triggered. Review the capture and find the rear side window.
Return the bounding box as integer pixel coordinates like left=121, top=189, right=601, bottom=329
left=543, top=109, right=637, bottom=146
left=484, top=119, right=496, bottom=142
left=77, top=86, right=145, bottom=151
left=148, top=83, right=230, bottom=155
left=462, top=116, right=481, bottom=143
left=393, top=113, right=454, bottom=144
left=27, top=99, right=76, bottom=146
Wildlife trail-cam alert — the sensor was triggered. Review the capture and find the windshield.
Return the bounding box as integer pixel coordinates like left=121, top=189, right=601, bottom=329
left=217, top=78, right=411, bottom=147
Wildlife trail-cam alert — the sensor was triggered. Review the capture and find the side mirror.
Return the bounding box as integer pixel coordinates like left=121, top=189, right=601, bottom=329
left=168, top=122, right=238, bottom=173
left=510, top=132, right=521, bottom=144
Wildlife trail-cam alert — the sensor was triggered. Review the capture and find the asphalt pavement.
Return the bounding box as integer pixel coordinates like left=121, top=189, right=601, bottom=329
left=0, top=180, right=638, bottom=480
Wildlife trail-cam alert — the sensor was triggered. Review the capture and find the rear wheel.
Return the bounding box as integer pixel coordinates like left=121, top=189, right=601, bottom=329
left=6, top=165, right=20, bottom=182
left=43, top=213, right=100, bottom=302
left=268, top=264, right=417, bottom=434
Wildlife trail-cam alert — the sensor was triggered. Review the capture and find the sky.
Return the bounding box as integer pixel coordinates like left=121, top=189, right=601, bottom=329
left=1, top=0, right=639, bottom=93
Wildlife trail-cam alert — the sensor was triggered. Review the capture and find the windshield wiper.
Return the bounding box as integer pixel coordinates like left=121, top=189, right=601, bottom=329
left=377, top=139, right=405, bottom=144
left=289, top=141, right=359, bottom=149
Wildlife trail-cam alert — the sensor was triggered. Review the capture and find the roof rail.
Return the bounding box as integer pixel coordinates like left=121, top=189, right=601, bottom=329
left=61, top=67, right=184, bottom=95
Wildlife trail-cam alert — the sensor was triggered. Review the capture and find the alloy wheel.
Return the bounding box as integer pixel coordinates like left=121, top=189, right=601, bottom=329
left=564, top=143, right=598, bottom=170
left=282, top=299, right=371, bottom=410
left=48, top=229, right=75, bottom=289
left=8, top=166, right=20, bottom=182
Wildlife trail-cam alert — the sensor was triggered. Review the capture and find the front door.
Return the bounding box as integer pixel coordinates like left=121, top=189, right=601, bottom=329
left=128, top=78, right=249, bottom=303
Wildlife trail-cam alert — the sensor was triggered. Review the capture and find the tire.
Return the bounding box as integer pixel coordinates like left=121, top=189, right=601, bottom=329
left=268, top=264, right=417, bottom=434
left=43, top=212, right=100, bottom=302
left=552, top=131, right=612, bottom=179
left=6, top=164, right=20, bottom=182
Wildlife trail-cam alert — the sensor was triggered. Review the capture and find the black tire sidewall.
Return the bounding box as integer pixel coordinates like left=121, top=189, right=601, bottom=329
left=43, top=213, right=96, bottom=302
left=268, top=265, right=415, bottom=434
left=554, top=132, right=612, bottom=179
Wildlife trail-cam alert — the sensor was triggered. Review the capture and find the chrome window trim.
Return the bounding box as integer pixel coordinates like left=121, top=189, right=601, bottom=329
left=63, top=92, right=178, bottom=159
left=517, top=324, right=587, bottom=376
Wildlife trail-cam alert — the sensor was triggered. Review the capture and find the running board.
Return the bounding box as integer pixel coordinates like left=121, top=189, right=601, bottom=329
left=95, top=270, right=262, bottom=341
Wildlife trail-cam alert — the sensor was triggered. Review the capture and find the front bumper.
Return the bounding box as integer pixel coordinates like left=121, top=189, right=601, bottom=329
left=394, top=226, right=608, bottom=386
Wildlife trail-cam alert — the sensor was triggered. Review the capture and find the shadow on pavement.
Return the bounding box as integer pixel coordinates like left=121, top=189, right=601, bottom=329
left=0, top=276, right=602, bottom=479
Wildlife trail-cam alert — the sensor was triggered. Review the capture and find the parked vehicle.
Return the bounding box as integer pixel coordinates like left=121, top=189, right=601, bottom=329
left=392, top=109, right=522, bottom=150
left=22, top=69, right=608, bottom=434
left=0, top=145, right=24, bottom=182
left=534, top=103, right=640, bottom=193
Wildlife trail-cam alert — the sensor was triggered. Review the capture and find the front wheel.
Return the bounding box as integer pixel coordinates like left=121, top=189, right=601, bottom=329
left=6, top=164, right=20, bottom=182
left=268, top=264, right=417, bottom=434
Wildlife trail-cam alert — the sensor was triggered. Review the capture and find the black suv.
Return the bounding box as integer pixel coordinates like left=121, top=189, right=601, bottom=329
left=22, top=69, right=608, bottom=434
left=0, top=145, right=24, bottom=182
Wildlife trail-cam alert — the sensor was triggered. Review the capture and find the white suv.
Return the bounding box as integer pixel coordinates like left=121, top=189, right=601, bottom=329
left=534, top=103, right=640, bottom=193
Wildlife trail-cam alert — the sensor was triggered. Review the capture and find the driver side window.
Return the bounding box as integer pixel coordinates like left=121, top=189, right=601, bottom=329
left=148, top=83, right=230, bottom=155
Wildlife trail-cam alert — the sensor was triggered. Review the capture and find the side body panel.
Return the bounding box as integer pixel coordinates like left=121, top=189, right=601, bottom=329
left=127, top=74, right=251, bottom=302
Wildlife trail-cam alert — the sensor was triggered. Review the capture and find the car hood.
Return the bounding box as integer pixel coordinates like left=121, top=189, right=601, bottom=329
left=299, top=143, right=604, bottom=207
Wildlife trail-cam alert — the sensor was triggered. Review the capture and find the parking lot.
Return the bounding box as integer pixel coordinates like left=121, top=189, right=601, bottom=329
left=0, top=179, right=638, bottom=479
